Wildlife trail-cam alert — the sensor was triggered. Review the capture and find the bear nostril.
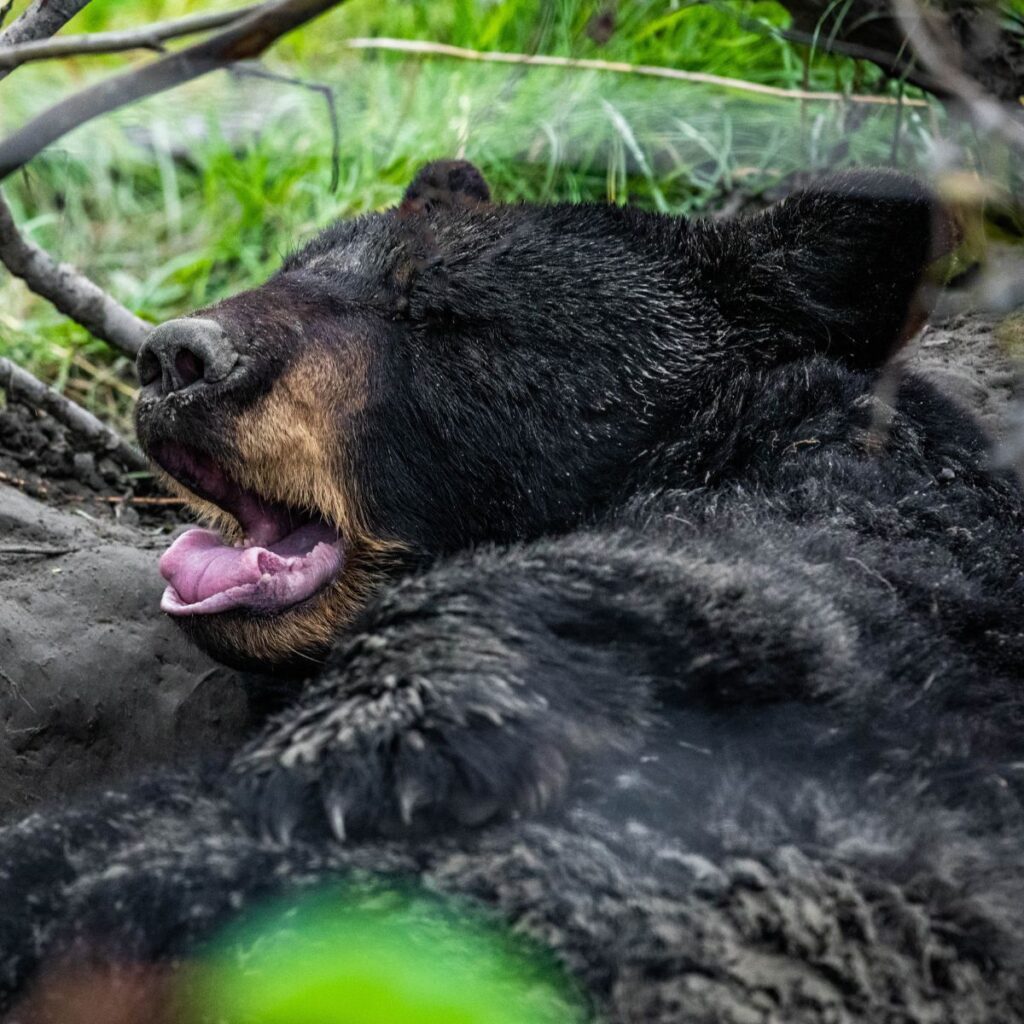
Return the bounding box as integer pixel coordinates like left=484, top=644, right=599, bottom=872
left=175, top=347, right=205, bottom=388
left=137, top=347, right=161, bottom=388
left=136, top=317, right=238, bottom=396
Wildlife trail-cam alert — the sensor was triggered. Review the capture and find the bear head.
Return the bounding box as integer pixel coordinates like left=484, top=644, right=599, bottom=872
left=134, top=160, right=953, bottom=669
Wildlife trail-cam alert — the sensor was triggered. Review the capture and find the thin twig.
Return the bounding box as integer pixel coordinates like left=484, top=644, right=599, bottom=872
left=0, top=4, right=263, bottom=72
left=0, top=0, right=349, bottom=182
left=0, top=545, right=77, bottom=557
left=727, top=6, right=944, bottom=95
left=891, top=0, right=1024, bottom=152
left=96, top=495, right=183, bottom=506
left=0, top=0, right=91, bottom=82
left=0, top=189, right=151, bottom=356
left=0, top=2, right=13, bottom=33
left=0, top=358, right=147, bottom=471
left=0, top=468, right=47, bottom=496
left=778, top=23, right=941, bottom=92
left=230, top=61, right=340, bottom=191
left=342, top=37, right=930, bottom=108
left=70, top=352, right=138, bottom=400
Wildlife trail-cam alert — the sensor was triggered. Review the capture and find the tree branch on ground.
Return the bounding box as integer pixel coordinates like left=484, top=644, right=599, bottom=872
left=0, top=358, right=147, bottom=471
left=0, top=0, right=349, bottom=182
left=0, top=0, right=352, bottom=470
left=0, top=0, right=146, bottom=458
left=0, top=189, right=151, bottom=357
left=891, top=0, right=1024, bottom=153
left=0, top=0, right=91, bottom=81
left=892, top=0, right=1024, bottom=306
left=729, top=8, right=944, bottom=95
left=773, top=0, right=1024, bottom=103
left=0, top=4, right=262, bottom=72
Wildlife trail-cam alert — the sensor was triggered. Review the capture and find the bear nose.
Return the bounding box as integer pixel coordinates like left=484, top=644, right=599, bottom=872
left=136, top=318, right=239, bottom=396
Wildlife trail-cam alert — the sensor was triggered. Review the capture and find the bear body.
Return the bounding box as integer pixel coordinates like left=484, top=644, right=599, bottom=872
left=2, top=163, right=1023, bottom=1021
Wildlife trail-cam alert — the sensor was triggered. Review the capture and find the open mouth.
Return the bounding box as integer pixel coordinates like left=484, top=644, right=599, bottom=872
left=152, top=443, right=345, bottom=617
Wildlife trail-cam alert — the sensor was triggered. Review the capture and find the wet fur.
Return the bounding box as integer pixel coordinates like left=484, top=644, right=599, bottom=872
left=2, top=164, right=1023, bottom=1021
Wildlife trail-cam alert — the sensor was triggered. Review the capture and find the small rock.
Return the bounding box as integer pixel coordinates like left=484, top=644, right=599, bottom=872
left=72, top=452, right=96, bottom=478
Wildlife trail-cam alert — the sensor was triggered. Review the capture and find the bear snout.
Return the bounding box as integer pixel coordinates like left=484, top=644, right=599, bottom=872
left=136, top=317, right=240, bottom=398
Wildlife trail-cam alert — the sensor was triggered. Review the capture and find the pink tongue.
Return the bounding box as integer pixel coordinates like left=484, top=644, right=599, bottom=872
left=159, top=523, right=345, bottom=616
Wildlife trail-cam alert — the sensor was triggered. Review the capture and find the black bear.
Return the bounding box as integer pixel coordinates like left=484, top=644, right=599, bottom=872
left=1, top=161, right=1023, bottom=1023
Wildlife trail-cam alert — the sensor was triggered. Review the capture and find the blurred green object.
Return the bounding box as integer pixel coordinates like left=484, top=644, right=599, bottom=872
left=197, top=884, right=588, bottom=1024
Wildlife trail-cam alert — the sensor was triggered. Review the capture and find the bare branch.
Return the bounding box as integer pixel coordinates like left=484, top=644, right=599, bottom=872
left=0, top=0, right=90, bottom=46
left=775, top=24, right=929, bottom=86
left=892, top=0, right=1024, bottom=153
left=342, top=38, right=930, bottom=107
left=0, top=2, right=155, bottom=360
left=0, top=0, right=153, bottom=359
left=0, top=189, right=151, bottom=356
left=728, top=7, right=946, bottom=95
left=0, top=0, right=90, bottom=81
left=0, top=358, right=147, bottom=471
left=230, top=61, right=340, bottom=191
left=0, top=4, right=263, bottom=72
left=776, top=0, right=1024, bottom=103
left=0, top=0, right=349, bottom=182
left=0, top=2, right=347, bottom=359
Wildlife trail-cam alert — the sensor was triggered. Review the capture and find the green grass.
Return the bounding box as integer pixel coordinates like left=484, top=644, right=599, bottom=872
left=0, top=0, right=993, bottom=430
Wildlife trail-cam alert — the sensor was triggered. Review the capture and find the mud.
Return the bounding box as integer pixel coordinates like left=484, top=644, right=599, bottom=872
left=0, top=309, right=1020, bottom=814
left=0, top=401, right=182, bottom=529
left=909, top=312, right=1022, bottom=436
left=0, top=403, right=267, bottom=814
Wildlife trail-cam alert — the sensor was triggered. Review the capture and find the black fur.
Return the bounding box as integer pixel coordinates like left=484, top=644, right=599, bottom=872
left=3, top=164, right=1024, bottom=1022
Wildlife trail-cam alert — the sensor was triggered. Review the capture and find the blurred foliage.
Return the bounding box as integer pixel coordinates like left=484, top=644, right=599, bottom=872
left=196, top=883, right=587, bottom=1024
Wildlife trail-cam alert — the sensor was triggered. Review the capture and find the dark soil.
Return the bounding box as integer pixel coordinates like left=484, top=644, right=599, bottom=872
left=0, top=401, right=268, bottom=816
left=0, top=401, right=184, bottom=530
left=909, top=312, right=1022, bottom=435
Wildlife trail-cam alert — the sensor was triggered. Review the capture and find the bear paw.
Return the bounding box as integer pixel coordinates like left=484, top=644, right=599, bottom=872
left=229, top=674, right=570, bottom=843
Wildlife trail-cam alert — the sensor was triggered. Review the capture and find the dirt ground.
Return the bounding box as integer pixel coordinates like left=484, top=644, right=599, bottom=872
left=0, top=402, right=266, bottom=815
left=910, top=312, right=1021, bottom=435
left=0, top=310, right=1020, bottom=814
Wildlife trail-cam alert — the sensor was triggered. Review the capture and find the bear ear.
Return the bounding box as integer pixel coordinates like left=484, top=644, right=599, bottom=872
left=398, top=159, right=492, bottom=218
left=712, top=170, right=958, bottom=369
